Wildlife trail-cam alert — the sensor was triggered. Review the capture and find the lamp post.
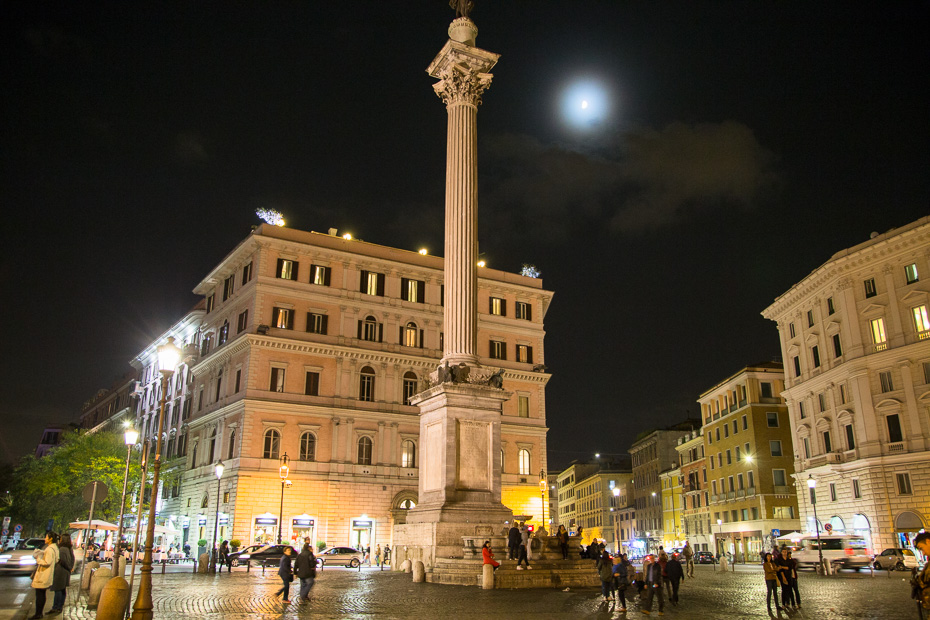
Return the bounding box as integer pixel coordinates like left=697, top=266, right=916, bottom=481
left=131, top=338, right=181, bottom=620
left=538, top=469, right=547, bottom=533
left=278, top=453, right=290, bottom=544
left=115, top=424, right=139, bottom=566
left=209, top=460, right=224, bottom=573
left=612, top=487, right=622, bottom=555
left=716, top=518, right=723, bottom=571
left=807, top=475, right=824, bottom=568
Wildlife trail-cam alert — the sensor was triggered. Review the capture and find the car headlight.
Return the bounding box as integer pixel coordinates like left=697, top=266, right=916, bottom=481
left=20, top=557, right=37, bottom=565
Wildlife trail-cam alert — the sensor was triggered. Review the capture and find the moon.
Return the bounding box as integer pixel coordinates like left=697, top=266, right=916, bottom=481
left=581, top=100, right=589, bottom=109
left=561, top=80, right=610, bottom=129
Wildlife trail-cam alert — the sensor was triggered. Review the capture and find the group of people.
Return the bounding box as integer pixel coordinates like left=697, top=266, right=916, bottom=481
left=597, top=546, right=684, bottom=615
left=373, top=544, right=392, bottom=567
left=274, top=537, right=318, bottom=605
left=29, top=531, right=75, bottom=619
left=762, top=547, right=801, bottom=613
left=482, top=522, right=535, bottom=571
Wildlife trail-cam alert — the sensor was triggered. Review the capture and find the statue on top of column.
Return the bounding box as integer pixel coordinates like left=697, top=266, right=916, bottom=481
left=450, top=0, right=474, bottom=19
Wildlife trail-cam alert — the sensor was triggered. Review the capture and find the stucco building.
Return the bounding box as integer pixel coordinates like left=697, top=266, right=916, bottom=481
left=676, top=428, right=712, bottom=552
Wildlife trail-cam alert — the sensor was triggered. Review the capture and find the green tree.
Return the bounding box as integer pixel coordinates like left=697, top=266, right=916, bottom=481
left=6, top=430, right=143, bottom=535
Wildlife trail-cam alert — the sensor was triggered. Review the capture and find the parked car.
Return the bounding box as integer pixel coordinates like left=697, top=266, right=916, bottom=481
left=873, top=548, right=918, bottom=571
left=696, top=551, right=715, bottom=564
left=229, top=544, right=297, bottom=567
left=0, top=538, right=47, bottom=574
left=669, top=547, right=683, bottom=561
left=794, top=534, right=870, bottom=570
left=317, top=546, right=364, bottom=568
left=226, top=544, right=266, bottom=567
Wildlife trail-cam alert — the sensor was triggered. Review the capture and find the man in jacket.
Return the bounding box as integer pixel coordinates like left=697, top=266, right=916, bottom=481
left=665, top=554, right=684, bottom=604
left=682, top=542, right=695, bottom=578
left=294, top=543, right=317, bottom=603
left=507, top=523, right=521, bottom=560
left=641, top=554, right=665, bottom=616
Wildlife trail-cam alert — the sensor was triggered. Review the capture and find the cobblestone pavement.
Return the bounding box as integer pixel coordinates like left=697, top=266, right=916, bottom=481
left=57, top=565, right=919, bottom=619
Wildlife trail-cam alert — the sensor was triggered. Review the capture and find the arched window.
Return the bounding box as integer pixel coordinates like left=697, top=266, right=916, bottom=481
left=518, top=448, right=531, bottom=475
left=263, top=428, right=280, bottom=459
left=403, top=322, right=419, bottom=347
left=209, top=427, right=217, bottom=462
left=401, top=440, right=416, bottom=468
left=227, top=429, right=236, bottom=460
left=300, top=432, right=316, bottom=462
left=403, top=371, right=418, bottom=404
left=357, top=436, right=373, bottom=465
left=359, top=366, right=375, bottom=402
left=362, top=316, right=379, bottom=342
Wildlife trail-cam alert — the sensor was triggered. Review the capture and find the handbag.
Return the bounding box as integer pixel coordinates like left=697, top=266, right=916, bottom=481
left=289, top=573, right=294, bottom=582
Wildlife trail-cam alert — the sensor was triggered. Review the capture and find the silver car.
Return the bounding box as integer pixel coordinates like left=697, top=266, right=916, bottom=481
left=873, top=548, right=918, bottom=571
left=317, top=546, right=364, bottom=568
left=0, top=538, right=46, bottom=574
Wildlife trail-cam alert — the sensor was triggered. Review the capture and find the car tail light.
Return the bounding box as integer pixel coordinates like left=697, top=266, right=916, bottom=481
left=845, top=548, right=854, bottom=556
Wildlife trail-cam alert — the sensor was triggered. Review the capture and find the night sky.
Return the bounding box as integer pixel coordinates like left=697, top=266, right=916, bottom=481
left=2, top=1, right=928, bottom=468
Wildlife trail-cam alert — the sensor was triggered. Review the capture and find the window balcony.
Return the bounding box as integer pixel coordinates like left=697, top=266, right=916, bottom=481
left=727, top=491, right=736, bottom=500
left=773, top=485, right=792, bottom=494
left=746, top=486, right=756, bottom=496
left=887, top=442, right=905, bottom=454
left=710, top=494, right=719, bottom=503
left=736, top=489, right=746, bottom=498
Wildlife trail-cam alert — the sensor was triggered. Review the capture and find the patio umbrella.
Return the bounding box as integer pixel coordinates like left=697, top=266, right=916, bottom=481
left=68, top=520, right=119, bottom=531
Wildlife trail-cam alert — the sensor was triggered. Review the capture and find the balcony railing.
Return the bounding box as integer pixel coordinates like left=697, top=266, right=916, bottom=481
left=736, top=489, right=746, bottom=498
left=746, top=486, right=756, bottom=496
left=773, top=485, right=792, bottom=494
left=710, top=494, right=719, bottom=503
left=888, top=442, right=905, bottom=454
left=727, top=491, right=736, bottom=500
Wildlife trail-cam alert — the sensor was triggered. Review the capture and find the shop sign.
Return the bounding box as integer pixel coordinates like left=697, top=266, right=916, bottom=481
left=198, top=516, right=207, bottom=526
left=219, top=514, right=229, bottom=525
left=292, top=518, right=315, bottom=527
left=255, top=516, right=278, bottom=526
left=352, top=519, right=373, bottom=528
left=181, top=517, right=190, bottom=529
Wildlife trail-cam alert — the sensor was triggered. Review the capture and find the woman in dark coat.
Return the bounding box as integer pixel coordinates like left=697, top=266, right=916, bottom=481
left=274, top=547, right=294, bottom=603
left=49, top=533, right=75, bottom=613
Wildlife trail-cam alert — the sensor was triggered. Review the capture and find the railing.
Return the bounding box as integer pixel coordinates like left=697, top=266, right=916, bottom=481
left=736, top=489, right=746, bottom=498
left=826, top=452, right=844, bottom=464
left=710, top=494, right=719, bottom=503
left=887, top=442, right=905, bottom=454
left=773, top=485, right=792, bottom=495
left=746, top=486, right=756, bottom=496
left=874, top=342, right=888, bottom=352
left=727, top=491, right=736, bottom=500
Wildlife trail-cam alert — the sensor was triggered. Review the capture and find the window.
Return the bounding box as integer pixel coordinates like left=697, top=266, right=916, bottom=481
left=897, top=472, right=912, bottom=495
left=748, top=470, right=754, bottom=489
left=489, top=297, right=506, bottom=316
left=359, top=366, right=375, bottom=401
left=845, top=424, right=855, bottom=450
left=852, top=479, right=861, bottom=499
left=766, top=412, right=779, bottom=427
left=724, top=424, right=729, bottom=438
left=913, top=305, right=930, bottom=337
left=829, top=482, right=837, bottom=501
left=201, top=334, right=213, bottom=356
left=299, top=432, right=316, bottom=461
left=218, top=320, right=229, bottom=345
left=311, top=264, right=331, bottom=286
left=516, top=344, right=533, bottom=364
left=742, top=414, right=748, bottom=430
left=227, top=429, right=236, bottom=460
left=307, top=312, right=328, bottom=335
left=490, top=340, right=506, bottom=360
left=728, top=476, right=735, bottom=492
left=793, top=356, right=801, bottom=377
left=760, top=382, right=772, bottom=399
left=234, top=369, right=241, bottom=393
left=276, top=258, right=297, bottom=280
left=359, top=316, right=382, bottom=342
left=737, top=473, right=744, bottom=489
left=401, top=440, right=416, bottom=468
left=715, top=428, right=720, bottom=441
left=205, top=294, right=215, bottom=313
left=925, top=362, right=930, bottom=385
left=518, top=395, right=529, bottom=418
left=827, top=297, right=835, bottom=315
left=770, top=440, right=783, bottom=457
left=270, top=367, right=285, bottom=392
left=811, top=345, right=821, bottom=368
left=789, top=323, right=796, bottom=338
left=879, top=371, right=894, bottom=393
left=305, top=371, right=320, bottom=396
left=223, top=274, right=235, bottom=301
left=360, top=270, right=385, bottom=296
left=402, top=322, right=422, bottom=347
left=864, top=278, right=877, bottom=298
left=400, top=278, right=425, bottom=303
left=886, top=414, right=903, bottom=443
left=870, top=318, right=887, bottom=349
left=773, top=506, right=794, bottom=519
left=726, top=449, right=732, bottom=465
left=357, top=436, right=373, bottom=465
left=518, top=448, right=531, bottom=475
left=263, top=429, right=280, bottom=459
left=214, top=369, right=223, bottom=401
left=772, top=469, right=787, bottom=487
left=822, top=431, right=832, bottom=453
left=905, top=263, right=919, bottom=284
left=273, top=307, right=294, bottom=330
left=403, top=372, right=418, bottom=404
left=712, top=480, right=718, bottom=494
left=241, top=261, right=252, bottom=285
left=802, top=436, right=811, bottom=458
left=237, top=310, right=249, bottom=333
left=516, top=301, right=532, bottom=320
left=832, top=333, right=843, bottom=358
left=807, top=310, right=814, bottom=327
left=209, top=428, right=217, bottom=462
left=818, top=393, right=826, bottom=412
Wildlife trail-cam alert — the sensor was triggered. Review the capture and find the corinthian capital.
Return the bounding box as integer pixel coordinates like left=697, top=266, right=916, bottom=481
left=433, top=63, right=494, bottom=106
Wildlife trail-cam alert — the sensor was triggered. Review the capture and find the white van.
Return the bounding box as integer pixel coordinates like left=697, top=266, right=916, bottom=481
left=793, top=534, right=870, bottom=570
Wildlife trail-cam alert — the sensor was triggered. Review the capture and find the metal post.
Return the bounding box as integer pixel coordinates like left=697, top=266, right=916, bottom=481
left=278, top=481, right=285, bottom=544
left=126, top=420, right=151, bottom=609
left=210, top=474, right=221, bottom=573
left=810, top=486, right=823, bottom=570
left=77, top=481, right=99, bottom=592
left=115, top=442, right=133, bottom=557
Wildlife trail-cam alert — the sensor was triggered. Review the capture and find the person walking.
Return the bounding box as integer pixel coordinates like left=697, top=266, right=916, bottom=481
left=294, top=543, right=317, bottom=603
left=520, top=525, right=532, bottom=561
left=30, top=531, right=60, bottom=620
left=384, top=544, right=391, bottom=566
left=219, top=541, right=230, bottom=572
left=641, top=554, right=665, bottom=616
left=274, top=546, right=294, bottom=603
left=763, top=552, right=782, bottom=614
left=516, top=538, right=532, bottom=570
left=658, top=549, right=671, bottom=601
left=47, top=533, right=74, bottom=616
left=597, top=550, right=614, bottom=602
left=682, top=542, right=695, bottom=578
left=557, top=525, right=569, bottom=560
left=612, top=554, right=632, bottom=611
left=666, top=553, right=684, bottom=605
left=507, top=523, right=521, bottom=560
left=374, top=544, right=382, bottom=567
left=481, top=541, right=500, bottom=570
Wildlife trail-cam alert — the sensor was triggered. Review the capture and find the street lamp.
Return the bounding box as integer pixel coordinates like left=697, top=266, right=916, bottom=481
left=716, top=518, right=723, bottom=571
left=209, top=460, right=224, bottom=573
left=538, top=469, right=547, bottom=533
left=131, top=338, right=181, bottom=620
left=278, top=453, right=290, bottom=544
left=612, top=487, right=622, bottom=555
left=807, top=475, right=824, bottom=568
left=115, top=423, right=139, bottom=567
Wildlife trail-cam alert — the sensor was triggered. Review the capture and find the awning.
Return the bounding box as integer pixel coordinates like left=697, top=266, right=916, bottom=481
left=68, top=520, right=118, bottom=531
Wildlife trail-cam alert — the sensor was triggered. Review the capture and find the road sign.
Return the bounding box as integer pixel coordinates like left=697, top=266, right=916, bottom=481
left=1, top=529, right=8, bottom=537
left=771, top=529, right=780, bottom=537
left=14, top=524, right=23, bottom=533
left=82, top=481, right=109, bottom=503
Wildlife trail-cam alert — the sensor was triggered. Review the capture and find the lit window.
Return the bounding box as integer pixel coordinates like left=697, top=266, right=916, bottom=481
left=403, top=322, right=420, bottom=347
left=311, top=264, right=330, bottom=286
left=276, top=259, right=297, bottom=280
left=273, top=307, right=294, bottom=329
left=300, top=432, right=316, bottom=461
left=489, top=297, right=506, bottom=316
left=913, top=305, right=930, bottom=338
left=401, top=440, right=416, bottom=468
left=357, top=436, right=373, bottom=465
left=518, top=395, right=529, bottom=418
left=263, top=429, right=280, bottom=459
left=360, top=270, right=384, bottom=296
left=270, top=367, right=285, bottom=392
left=401, top=278, right=425, bottom=303
left=869, top=318, right=887, bottom=350
left=905, top=263, right=919, bottom=285
left=518, top=448, right=531, bottom=475
left=403, top=371, right=418, bottom=404
left=516, top=301, right=532, bottom=320
left=218, top=320, right=229, bottom=345
left=516, top=344, right=533, bottom=364
left=359, top=366, right=375, bottom=402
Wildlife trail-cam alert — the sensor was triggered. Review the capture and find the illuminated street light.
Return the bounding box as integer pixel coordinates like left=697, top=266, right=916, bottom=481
left=807, top=475, right=824, bottom=568
left=115, top=423, right=139, bottom=563
left=278, top=453, right=290, bottom=544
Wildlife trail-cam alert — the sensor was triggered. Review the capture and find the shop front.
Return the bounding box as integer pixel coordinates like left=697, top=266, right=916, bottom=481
left=351, top=517, right=374, bottom=551
left=218, top=512, right=229, bottom=542
left=253, top=514, right=279, bottom=545
left=197, top=515, right=208, bottom=543
left=894, top=510, right=926, bottom=558
left=290, top=515, right=316, bottom=547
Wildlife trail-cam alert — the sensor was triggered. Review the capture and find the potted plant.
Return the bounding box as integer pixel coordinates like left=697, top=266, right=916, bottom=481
left=316, top=541, right=327, bottom=552
left=197, top=538, right=208, bottom=558
left=230, top=539, right=241, bottom=553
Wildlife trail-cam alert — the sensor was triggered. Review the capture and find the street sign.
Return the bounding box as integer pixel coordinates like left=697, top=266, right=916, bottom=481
left=82, top=481, right=109, bottom=503
left=771, top=529, right=780, bottom=537
left=14, top=524, right=23, bottom=533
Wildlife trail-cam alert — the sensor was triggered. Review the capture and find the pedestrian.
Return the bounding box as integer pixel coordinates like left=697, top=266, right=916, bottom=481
left=641, top=553, right=665, bottom=616
left=47, top=533, right=73, bottom=616
left=30, top=531, right=60, bottom=620
left=763, top=552, right=782, bottom=614
left=274, top=546, right=294, bottom=603
left=520, top=524, right=531, bottom=560
left=219, top=540, right=229, bottom=571
left=784, top=549, right=800, bottom=610
left=911, top=532, right=930, bottom=612
left=657, top=549, right=670, bottom=600
left=666, top=553, right=683, bottom=604
left=375, top=544, right=382, bottom=567
left=516, top=538, right=532, bottom=570
left=294, top=543, right=317, bottom=603
left=507, top=522, right=521, bottom=560
left=613, top=553, right=634, bottom=611
left=682, top=541, right=695, bottom=578
left=481, top=541, right=500, bottom=570
left=557, top=525, right=569, bottom=560
left=597, top=550, right=614, bottom=601
left=773, top=548, right=791, bottom=607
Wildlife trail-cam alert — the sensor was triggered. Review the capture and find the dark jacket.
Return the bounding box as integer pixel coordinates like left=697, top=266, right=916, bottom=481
left=597, top=556, right=614, bottom=581
left=508, top=527, right=521, bottom=547
left=278, top=552, right=293, bottom=578
left=295, top=549, right=316, bottom=579
left=645, top=561, right=664, bottom=586
left=52, top=547, right=74, bottom=591
left=666, top=558, right=684, bottom=583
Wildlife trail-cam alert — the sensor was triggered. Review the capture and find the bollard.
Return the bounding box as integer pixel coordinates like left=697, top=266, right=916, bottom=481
left=96, top=576, right=130, bottom=620
left=482, top=564, right=495, bottom=589
left=82, top=561, right=101, bottom=590
left=401, top=559, right=412, bottom=573
left=192, top=555, right=198, bottom=574
left=112, top=556, right=125, bottom=578
left=412, top=561, right=425, bottom=583
left=87, top=566, right=113, bottom=609
left=198, top=553, right=210, bottom=574
left=247, top=560, right=251, bottom=573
